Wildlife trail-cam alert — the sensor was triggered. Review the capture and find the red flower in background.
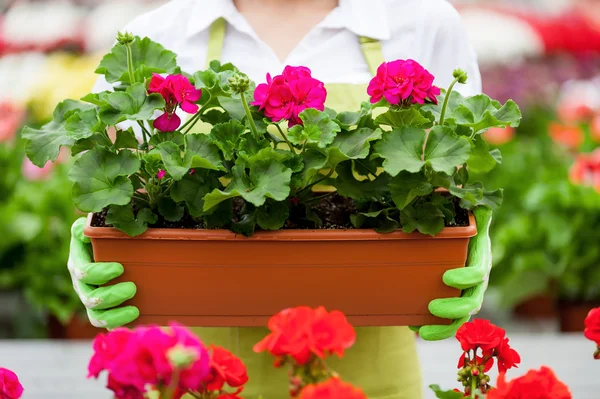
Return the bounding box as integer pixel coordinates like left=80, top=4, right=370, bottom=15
left=203, top=345, right=249, bottom=392
left=549, top=122, right=584, bottom=150
left=0, top=368, right=24, bottom=399
left=254, top=306, right=356, bottom=365
left=584, top=307, right=600, bottom=359
left=569, top=149, right=600, bottom=192
left=252, top=66, right=327, bottom=127
left=298, top=378, right=367, bottom=399
left=149, top=74, right=202, bottom=132
left=487, top=367, right=572, bottom=399
left=367, top=59, right=440, bottom=105
left=456, top=319, right=506, bottom=352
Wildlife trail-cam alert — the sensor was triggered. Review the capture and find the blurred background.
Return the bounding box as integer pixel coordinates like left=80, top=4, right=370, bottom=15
left=0, top=0, right=599, bottom=341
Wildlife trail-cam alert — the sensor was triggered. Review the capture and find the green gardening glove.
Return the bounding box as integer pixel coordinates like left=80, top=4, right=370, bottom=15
left=411, top=206, right=493, bottom=341
left=68, top=218, right=139, bottom=329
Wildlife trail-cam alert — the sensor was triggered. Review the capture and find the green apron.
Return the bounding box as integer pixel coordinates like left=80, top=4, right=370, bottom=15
left=189, top=19, right=423, bottom=399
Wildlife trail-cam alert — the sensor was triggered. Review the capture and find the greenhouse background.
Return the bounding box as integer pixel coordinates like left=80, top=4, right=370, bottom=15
left=0, top=0, right=599, bottom=397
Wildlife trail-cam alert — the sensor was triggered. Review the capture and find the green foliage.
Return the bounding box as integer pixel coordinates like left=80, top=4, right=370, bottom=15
left=21, top=34, right=519, bottom=237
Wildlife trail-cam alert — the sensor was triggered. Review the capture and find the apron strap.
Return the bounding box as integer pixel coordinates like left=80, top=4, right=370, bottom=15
left=206, top=17, right=227, bottom=69
left=359, top=36, right=385, bottom=76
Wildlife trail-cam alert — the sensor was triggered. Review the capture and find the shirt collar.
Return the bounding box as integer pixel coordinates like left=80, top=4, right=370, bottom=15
left=184, top=0, right=391, bottom=41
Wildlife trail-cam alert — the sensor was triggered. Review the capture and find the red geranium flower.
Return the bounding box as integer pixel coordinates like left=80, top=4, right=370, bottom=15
left=584, top=307, right=600, bottom=345
left=203, top=345, right=249, bottom=392
left=298, top=378, right=367, bottom=399
left=494, top=337, right=521, bottom=373
left=456, top=319, right=506, bottom=352
left=549, top=122, right=584, bottom=150
left=570, top=149, right=600, bottom=192
left=254, top=306, right=356, bottom=365
left=148, top=74, right=202, bottom=132
left=487, top=367, right=572, bottom=399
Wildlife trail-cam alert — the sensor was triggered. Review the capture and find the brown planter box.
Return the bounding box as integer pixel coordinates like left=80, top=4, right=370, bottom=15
left=559, top=302, right=600, bottom=333
left=84, top=213, right=477, bottom=327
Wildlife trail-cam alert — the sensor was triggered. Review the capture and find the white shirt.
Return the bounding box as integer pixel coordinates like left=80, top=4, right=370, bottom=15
left=94, top=0, right=482, bottom=95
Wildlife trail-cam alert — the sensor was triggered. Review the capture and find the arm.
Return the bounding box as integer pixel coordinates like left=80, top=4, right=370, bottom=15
left=411, top=206, right=493, bottom=340
left=68, top=218, right=139, bottom=329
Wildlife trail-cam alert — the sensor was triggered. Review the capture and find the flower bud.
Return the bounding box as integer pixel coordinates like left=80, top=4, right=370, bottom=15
left=117, top=31, right=135, bottom=45
left=453, top=68, right=468, bottom=84
left=228, top=74, right=251, bottom=94
left=167, top=345, right=199, bottom=369
left=471, top=368, right=479, bottom=376
left=594, top=348, right=600, bottom=360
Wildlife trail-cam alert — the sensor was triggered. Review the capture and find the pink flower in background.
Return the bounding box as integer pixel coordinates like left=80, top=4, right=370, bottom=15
left=549, top=122, right=584, bottom=150
left=21, top=158, right=55, bottom=181
left=0, top=102, right=26, bottom=143
left=149, top=74, right=202, bottom=132
left=557, top=103, right=595, bottom=124
left=252, top=66, right=327, bottom=127
left=157, top=170, right=167, bottom=180
left=367, top=59, right=440, bottom=105
left=484, top=127, right=515, bottom=146
left=591, top=114, right=600, bottom=142
left=569, top=148, right=600, bottom=192
left=0, top=368, right=24, bottom=399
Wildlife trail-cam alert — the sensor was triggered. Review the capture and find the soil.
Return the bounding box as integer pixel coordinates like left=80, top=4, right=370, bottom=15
left=91, top=193, right=470, bottom=231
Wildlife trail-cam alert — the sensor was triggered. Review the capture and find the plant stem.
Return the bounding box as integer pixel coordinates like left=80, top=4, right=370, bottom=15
left=124, top=42, right=136, bottom=85
left=133, top=194, right=150, bottom=205
left=304, top=191, right=336, bottom=204
left=181, top=93, right=213, bottom=134
left=471, top=377, right=477, bottom=399
left=439, top=77, right=460, bottom=126
left=161, top=370, right=180, bottom=399
left=241, top=92, right=259, bottom=138
left=137, top=121, right=150, bottom=147
left=298, top=169, right=334, bottom=196
left=276, top=124, right=296, bottom=153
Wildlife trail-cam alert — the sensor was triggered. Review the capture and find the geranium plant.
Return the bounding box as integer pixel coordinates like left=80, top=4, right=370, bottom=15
left=22, top=33, right=520, bottom=237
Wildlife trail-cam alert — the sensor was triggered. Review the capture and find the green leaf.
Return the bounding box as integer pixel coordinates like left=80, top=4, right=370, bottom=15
left=372, top=126, right=426, bottom=176
left=238, top=135, right=271, bottom=161
left=71, top=132, right=113, bottom=156
left=453, top=182, right=503, bottom=210
left=430, top=193, right=456, bottom=222
left=96, top=36, right=178, bottom=84
left=157, top=142, right=188, bottom=181
left=69, top=148, right=141, bottom=212
left=149, top=131, right=185, bottom=147
left=424, top=126, right=471, bottom=175
left=158, top=197, right=184, bottom=222
left=351, top=208, right=399, bottom=233
left=65, top=108, right=104, bottom=140
left=256, top=201, right=289, bottom=230
left=325, top=127, right=383, bottom=170
left=287, top=109, right=341, bottom=148
left=389, top=172, right=433, bottom=210
left=231, top=204, right=257, bottom=237
left=375, top=108, right=433, bottom=128
left=209, top=120, right=246, bottom=161
left=466, top=138, right=498, bottom=174
left=114, top=128, right=139, bottom=149
left=449, top=95, right=521, bottom=134
left=99, top=83, right=165, bottom=125
left=203, top=160, right=292, bottom=210
left=171, top=171, right=220, bottom=217
left=22, top=100, right=95, bottom=166
left=106, top=204, right=157, bottom=237
left=184, top=134, right=224, bottom=171
left=334, top=162, right=390, bottom=201
left=429, top=385, right=464, bottom=399
left=203, top=199, right=233, bottom=229
left=422, top=90, right=464, bottom=121
left=400, top=203, right=445, bottom=236
left=300, top=149, right=328, bottom=186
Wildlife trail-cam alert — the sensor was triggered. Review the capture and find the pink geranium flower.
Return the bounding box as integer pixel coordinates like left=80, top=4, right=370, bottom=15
left=0, top=102, right=25, bottom=143
left=0, top=368, right=24, bottom=399
left=252, top=66, right=327, bottom=127
left=22, top=158, right=55, bottom=181
left=157, top=170, right=166, bottom=180
left=367, top=59, right=440, bottom=105
left=149, top=74, right=202, bottom=132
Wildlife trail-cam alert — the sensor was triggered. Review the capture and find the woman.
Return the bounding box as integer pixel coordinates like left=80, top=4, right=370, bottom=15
left=68, top=0, right=489, bottom=398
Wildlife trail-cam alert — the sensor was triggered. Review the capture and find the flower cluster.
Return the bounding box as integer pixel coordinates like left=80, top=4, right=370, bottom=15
left=569, top=148, right=600, bottom=192
left=149, top=74, right=202, bottom=132
left=487, top=367, right=572, bottom=399
left=203, top=345, right=249, bottom=398
left=298, top=378, right=367, bottom=399
left=584, top=307, right=600, bottom=359
left=455, top=319, right=521, bottom=396
left=254, top=306, right=355, bottom=366
left=88, top=323, right=210, bottom=399
left=367, top=59, right=440, bottom=105
left=0, top=368, right=24, bottom=399
left=251, top=66, right=327, bottom=126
